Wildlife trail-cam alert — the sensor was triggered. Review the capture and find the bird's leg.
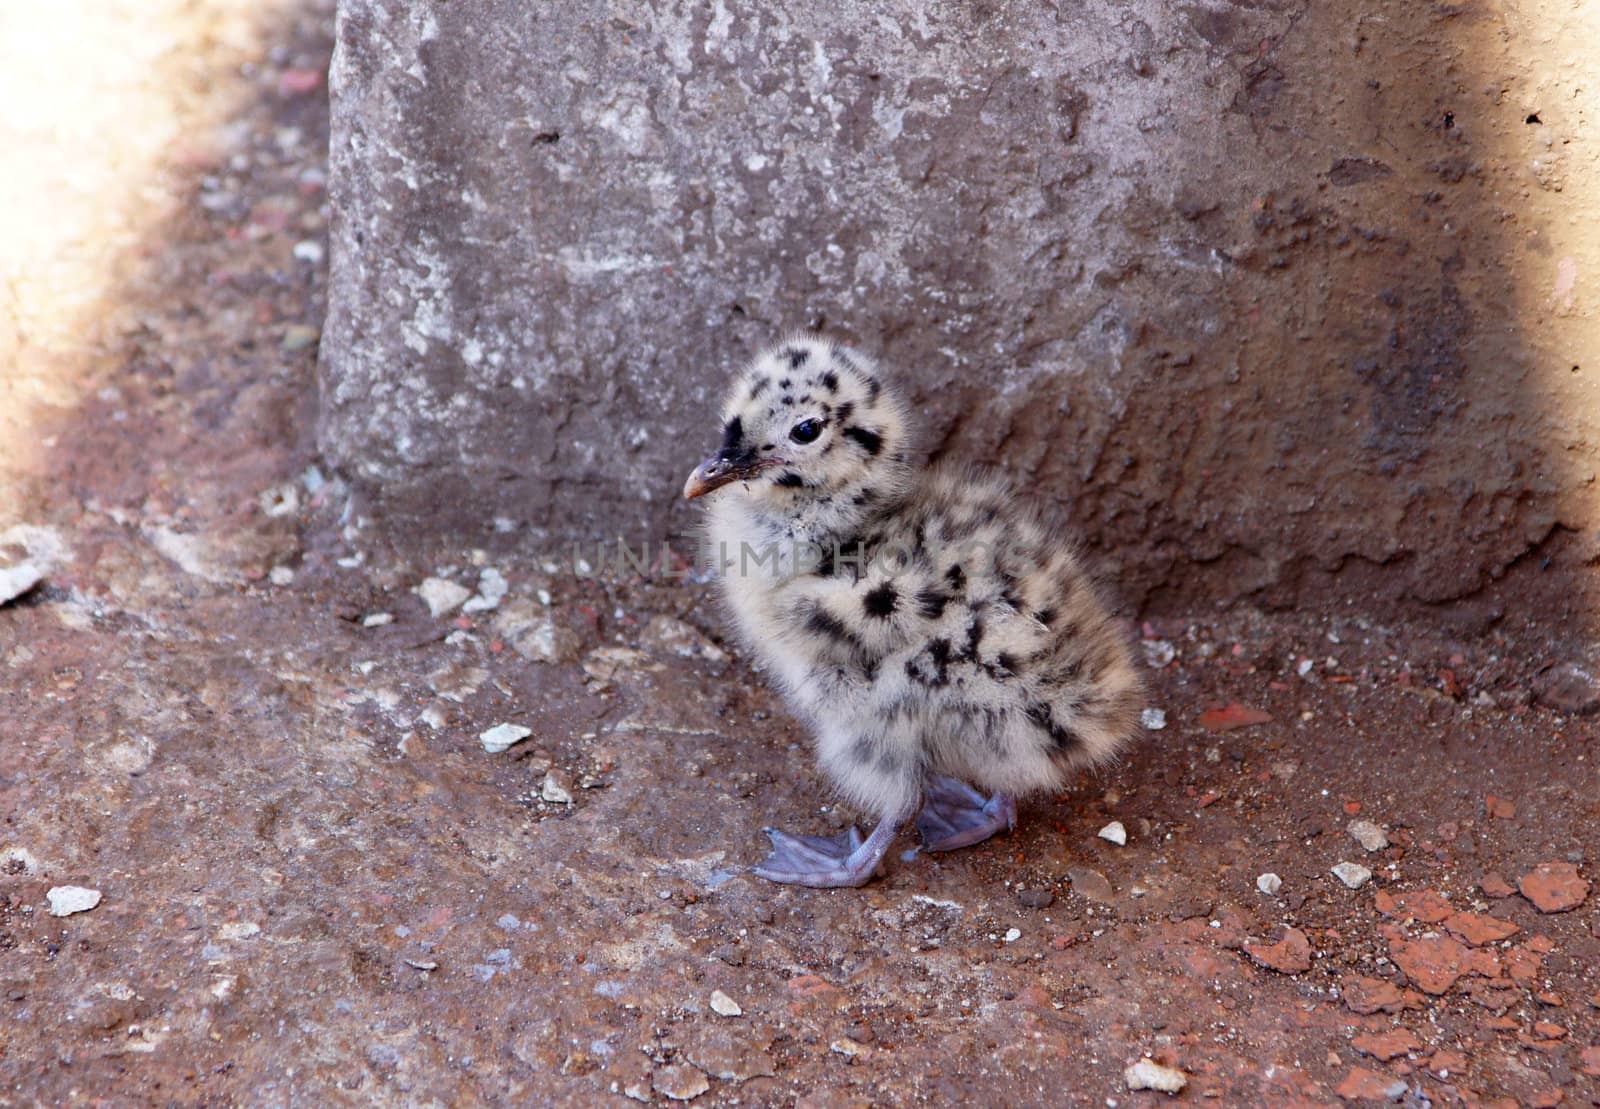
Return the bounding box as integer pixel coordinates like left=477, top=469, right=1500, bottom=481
left=752, top=810, right=908, bottom=889
left=915, top=775, right=1017, bottom=852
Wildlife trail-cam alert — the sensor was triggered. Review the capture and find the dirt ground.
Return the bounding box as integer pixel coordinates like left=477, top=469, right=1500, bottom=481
left=1, top=6, right=1596, bottom=1108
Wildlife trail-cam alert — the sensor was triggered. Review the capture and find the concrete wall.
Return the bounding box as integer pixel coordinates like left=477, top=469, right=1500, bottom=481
left=320, top=0, right=1600, bottom=628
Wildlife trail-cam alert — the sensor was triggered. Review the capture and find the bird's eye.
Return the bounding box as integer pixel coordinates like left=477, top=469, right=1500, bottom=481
left=789, top=418, right=823, bottom=444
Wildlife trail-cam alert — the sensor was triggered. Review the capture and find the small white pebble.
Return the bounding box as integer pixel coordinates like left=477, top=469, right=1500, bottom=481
left=1141, top=640, right=1176, bottom=668
left=1296, top=658, right=1314, bottom=677
left=1256, top=872, right=1283, bottom=895
left=1140, top=707, right=1167, bottom=730
left=709, top=990, right=742, bottom=1017
left=1347, top=819, right=1389, bottom=852
left=46, top=886, right=101, bottom=917
left=218, top=921, right=261, bottom=940
left=268, top=566, right=295, bottom=585
left=479, top=722, right=532, bottom=753
left=415, top=577, right=472, bottom=618
left=1003, top=927, right=1022, bottom=943
left=1098, top=821, right=1128, bottom=846
left=362, top=612, right=393, bottom=628
left=1124, top=1058, right=1188, bottom=1094
left=292, top=239, right=325, bottom=264
left=1331, top=862, right=1372, bottom=889
left=541, top=773, right=574, bottom=804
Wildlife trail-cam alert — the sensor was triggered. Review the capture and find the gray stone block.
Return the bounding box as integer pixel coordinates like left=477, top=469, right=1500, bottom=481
left=320, top=0, right=1593, bottom=617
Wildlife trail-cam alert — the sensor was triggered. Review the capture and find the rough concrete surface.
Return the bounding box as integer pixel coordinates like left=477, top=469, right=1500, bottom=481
left=320, top=0, right=1600, bottom=633
left=2, top=3, right=1599, bottom=1107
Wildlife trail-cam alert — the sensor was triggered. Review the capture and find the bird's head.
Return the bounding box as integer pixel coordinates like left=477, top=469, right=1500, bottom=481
left=683, top=336, right=911, bottom=513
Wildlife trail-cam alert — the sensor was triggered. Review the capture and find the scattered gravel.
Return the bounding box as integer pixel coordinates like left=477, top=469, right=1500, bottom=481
left=1332, top=862, right=1373, bottom=889
left=1098, top=821, right=1128, bottom=846
left=415, top=577, right=472, bottom=618
left=1124, top=1058, right=1188, bottom=1094
left=46, top=886, right=101, bottom=916
left=1257, top=872, right=1283, bottom=895
left=479, top=723, right=532, bottom=754
left=1347, top=819, right=1389, bottom=852
left=709, top=989, right=742, bottom=1017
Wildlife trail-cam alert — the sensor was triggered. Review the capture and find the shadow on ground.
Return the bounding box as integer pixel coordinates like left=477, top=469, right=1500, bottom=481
left=0, top=3, right=1596, bottom=1106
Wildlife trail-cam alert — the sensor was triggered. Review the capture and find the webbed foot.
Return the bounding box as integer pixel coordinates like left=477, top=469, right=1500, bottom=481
left=915, top=776, right=1017, bottom=852
left=752, top=816, right=900, bottom=888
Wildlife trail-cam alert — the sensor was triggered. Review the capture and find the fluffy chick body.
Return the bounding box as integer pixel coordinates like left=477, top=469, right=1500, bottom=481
left=686, top=336, right=1141, bottom=885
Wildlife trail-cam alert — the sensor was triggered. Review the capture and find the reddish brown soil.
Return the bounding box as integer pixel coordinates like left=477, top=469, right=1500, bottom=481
left=0, top=7, right=1595, bottom=1108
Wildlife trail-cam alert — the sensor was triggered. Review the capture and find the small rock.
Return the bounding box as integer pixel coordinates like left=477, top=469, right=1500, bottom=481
left=1535, top=661, right=1600, bottom=714
left=292, top=239, right=325, bottom=264
left=280, top=324, right=320, bottom=351
left=1341, top=975, right=1406, bottom=1015
left=1243, top=925, right=1313, bottom=974
left=415, top=577, right=472, bottom=618
left=1097, top=821, right=1128, bottom=846
left=1443, top=909, right=1518, bottom=946
left=1140, top=707, right=1167, bottom=730
left=1484, top=793, right=1517, bottom=819
left=1331, top=862, right=1372, bottom=889
left=1256, top=872, right=1283, bottom=895
left=1017, top=888, right=1055, bottom=909
left=1350, top=1028, right=1421, bottom=1061
left=1123, top=1058, right=1188, bottom=1094
left=709, top=990, right=742, bottom=1017
left=1480, top=871, right=1515, bottom=898
left=362, top=612, right=394, bottom=628
left=1003, top=928, right=1022, bottom=943
left=1142, top=640, right=1176, bottom=668
left=829, top=1038, right=869, bottom=1058
left=0, top=562, right=45, bottom=606
left=1334, top=1066, right=1408, bottom=1102
left=268, top=566, right=295, bottom=585
left=218, top=922, right=261, bottom=940
left=1518, top=861, right=1589, bottom=912
left=46, top=886, right=101, bottom=917
left=1389, top=935, right=1466, bottom=995
left=462, top=567, right=508, bottom=614
left=541, top=771, right=574, bottom=804
left=479, top=723, right=532, bottom=754
left=404, top=958, right=438, bottom=971
left=1347, top=820, right=1389, bottom=852
left=1066, top=866, right=1114, bottom=904
left=652, top=1063, right=710, bottom=1101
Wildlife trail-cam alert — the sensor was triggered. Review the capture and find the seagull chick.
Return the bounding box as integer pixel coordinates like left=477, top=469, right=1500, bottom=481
left=683, top=336, right=1142, bottom=888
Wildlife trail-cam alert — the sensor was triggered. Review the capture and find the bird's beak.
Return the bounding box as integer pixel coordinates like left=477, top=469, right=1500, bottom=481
left=683, top=451, right=773, bottom=499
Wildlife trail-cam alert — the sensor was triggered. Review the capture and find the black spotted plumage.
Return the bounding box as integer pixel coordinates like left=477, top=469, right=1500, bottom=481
left=687, top=335, right=1143, bottom=888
